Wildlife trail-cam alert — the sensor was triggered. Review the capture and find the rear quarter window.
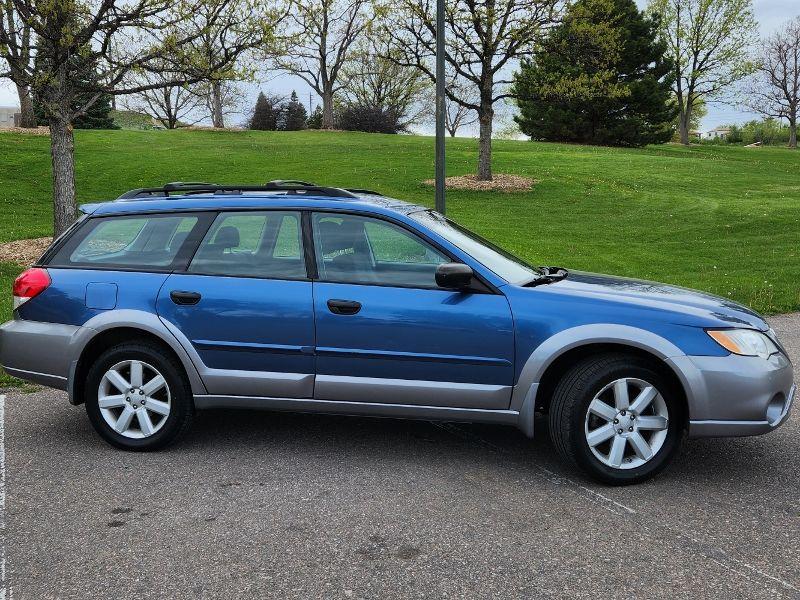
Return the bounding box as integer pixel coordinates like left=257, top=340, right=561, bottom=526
left=49, top=213, right=203, bottom=270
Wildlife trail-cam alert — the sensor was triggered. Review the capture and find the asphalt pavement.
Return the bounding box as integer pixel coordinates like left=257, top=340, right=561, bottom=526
left=1, top=314, right=799, bottom=599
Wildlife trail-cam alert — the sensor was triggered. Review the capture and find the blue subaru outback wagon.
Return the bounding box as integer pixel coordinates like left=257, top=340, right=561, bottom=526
left=0, top=181, right=794, bottom=484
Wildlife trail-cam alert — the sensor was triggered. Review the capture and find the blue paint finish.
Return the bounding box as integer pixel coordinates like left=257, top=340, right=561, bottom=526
left=85, top=282, right=118, bottom=310
left=312, top=282, right=515, bottom=390
left=20, top=193, right=777, bottom=413
left=18, top=269, right=169, bottom=325
left=155, top=274, right=315, bottom=375
left=503, top=271, right=760, bottom=380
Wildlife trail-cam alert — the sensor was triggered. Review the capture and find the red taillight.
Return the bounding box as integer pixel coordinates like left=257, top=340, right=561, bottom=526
left=12, top=268, right=51, bottom=310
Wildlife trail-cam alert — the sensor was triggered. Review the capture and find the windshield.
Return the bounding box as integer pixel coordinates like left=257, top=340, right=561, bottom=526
left=410, top=210, right=541, bottom=285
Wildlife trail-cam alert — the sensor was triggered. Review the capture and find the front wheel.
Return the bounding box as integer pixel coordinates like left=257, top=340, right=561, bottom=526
left=85, top=342, right=194, bottom=450
left=549, top=354, right=683, bottom=485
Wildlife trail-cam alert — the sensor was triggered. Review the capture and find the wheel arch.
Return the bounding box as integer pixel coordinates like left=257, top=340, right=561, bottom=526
left=68, top=310, right=206, bottom=405
left=513, top=325, right=693, bottom=438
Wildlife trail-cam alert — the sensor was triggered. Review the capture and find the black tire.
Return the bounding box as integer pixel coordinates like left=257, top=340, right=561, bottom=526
left=548, top=353, right=684, bottom=485
left=85, top=341, right=194, bottom=451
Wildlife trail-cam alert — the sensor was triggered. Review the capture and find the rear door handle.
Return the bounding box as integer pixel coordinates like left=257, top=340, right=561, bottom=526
left=170, top=290, right=202, bottom=306
left=327, top=299, right=362, bottom=315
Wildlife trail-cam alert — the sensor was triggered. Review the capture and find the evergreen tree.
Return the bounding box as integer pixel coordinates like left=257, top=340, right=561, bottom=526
left=280, top=91, right=308, bottom=130
left=34, top=49, right=117, bottom=130
left=249, top=92, right=281, bottom=130
left=512, top=0, right=675, bottom=146
left=307, top=106, right=324, bottom=129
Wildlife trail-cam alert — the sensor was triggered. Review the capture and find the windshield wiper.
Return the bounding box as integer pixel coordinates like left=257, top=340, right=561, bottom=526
left=525, top=266, right=569, bottom=287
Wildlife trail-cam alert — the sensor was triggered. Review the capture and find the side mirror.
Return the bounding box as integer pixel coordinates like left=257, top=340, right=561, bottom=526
left=435, top=263, right=474, bottom=290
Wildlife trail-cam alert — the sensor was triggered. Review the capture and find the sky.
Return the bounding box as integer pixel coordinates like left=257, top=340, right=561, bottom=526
left=1, top=0, right=797, bottom=134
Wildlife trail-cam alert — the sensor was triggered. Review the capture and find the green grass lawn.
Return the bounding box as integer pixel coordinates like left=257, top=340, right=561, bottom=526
left=1, top=128, right=799, bottom=327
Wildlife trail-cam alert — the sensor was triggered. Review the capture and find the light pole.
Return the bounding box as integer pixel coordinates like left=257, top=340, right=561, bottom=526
left=434, top=0, right=446, bottom=214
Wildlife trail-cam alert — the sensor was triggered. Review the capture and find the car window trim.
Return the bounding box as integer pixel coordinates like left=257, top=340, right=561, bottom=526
left=305, top=209, right=497, bottom=294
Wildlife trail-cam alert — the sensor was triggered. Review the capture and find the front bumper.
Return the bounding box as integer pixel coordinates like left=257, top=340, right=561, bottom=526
left=669, top=352, right=795, bottom=438
left=0, top=318, right=83, bottom=390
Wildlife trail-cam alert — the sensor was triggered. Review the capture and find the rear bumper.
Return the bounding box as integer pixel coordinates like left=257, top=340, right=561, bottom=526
left=669, top=352, right=795, bottom=438
left=0, top=318, right=83, bottom=390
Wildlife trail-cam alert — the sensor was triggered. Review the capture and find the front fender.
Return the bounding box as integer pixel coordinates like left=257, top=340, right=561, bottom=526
left=511, top=324, right=694, bottom=438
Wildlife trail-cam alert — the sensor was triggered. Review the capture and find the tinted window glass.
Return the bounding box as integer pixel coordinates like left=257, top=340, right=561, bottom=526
left=56, top=214, right=199, bottom=268
left=313, top=213, right=448, bottom=287
left=189, top=211, right=305, bottom=279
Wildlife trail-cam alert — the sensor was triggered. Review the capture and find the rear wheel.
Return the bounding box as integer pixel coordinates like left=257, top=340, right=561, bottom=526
left=549, top=353, right=683, bottom=485
left=85, top=342, right=194, bottom=450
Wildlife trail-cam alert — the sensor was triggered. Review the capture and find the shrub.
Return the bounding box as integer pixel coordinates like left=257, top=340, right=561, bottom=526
left=337, top=105, right=403, bottom=134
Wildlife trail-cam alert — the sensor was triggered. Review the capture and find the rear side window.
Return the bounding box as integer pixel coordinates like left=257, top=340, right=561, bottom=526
left=188, top=211, right=306, bottom=279
left=50, top=214, right=201, bottom=269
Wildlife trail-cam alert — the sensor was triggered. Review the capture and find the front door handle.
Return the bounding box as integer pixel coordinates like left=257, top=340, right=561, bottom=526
left=170, top=290, right=202, bottom=306
left=327, top=299, right=362, bottom=315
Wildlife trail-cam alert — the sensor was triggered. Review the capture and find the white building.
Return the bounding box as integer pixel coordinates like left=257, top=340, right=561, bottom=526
left=704, top=127, right=731, bottom=140
left=0, top=106, right=21, bottom=129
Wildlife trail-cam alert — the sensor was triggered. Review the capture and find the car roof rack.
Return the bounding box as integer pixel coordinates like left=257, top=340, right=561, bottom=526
left=116, top=180, right=381, bottom=200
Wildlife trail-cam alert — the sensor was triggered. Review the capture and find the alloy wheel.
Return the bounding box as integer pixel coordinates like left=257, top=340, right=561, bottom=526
left=584, top=377, right=669, bottom=470
left=98, top=360, right=172, bottom=439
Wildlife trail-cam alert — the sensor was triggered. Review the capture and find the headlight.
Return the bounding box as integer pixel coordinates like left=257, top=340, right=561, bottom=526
left=707, top=329, right=780, bottom=359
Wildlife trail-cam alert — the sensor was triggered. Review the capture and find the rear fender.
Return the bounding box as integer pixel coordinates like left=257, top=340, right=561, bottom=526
left=68, top=309, right=207, bottom=403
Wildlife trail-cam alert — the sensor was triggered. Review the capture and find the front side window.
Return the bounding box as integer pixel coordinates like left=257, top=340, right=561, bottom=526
left=410, top=210, right=541, bottom=285
left=313, top=213, right=448, bottom=287
left=53, top=214, right=200, bottom=269
left=188, top=211, right=305, bottom=279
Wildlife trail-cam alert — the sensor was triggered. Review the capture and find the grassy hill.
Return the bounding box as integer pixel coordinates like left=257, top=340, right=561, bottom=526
left=109, top=109, right=157, bottom=130
left=1, top=128, right=798, bottom=320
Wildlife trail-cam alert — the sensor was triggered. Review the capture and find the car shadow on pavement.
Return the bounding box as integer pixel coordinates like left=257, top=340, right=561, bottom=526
left=178, top=407, right=794, bottom=487
left=11, top=391, right=795, bottom=489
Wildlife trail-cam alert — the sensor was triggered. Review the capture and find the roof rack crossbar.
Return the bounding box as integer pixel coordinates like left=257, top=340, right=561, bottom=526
left=116, top=181, right=368, bottom=200
left=344, top=188, right=382, bottom=196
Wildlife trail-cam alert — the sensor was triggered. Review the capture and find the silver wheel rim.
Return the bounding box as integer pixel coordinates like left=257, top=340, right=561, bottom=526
left=98, top=360, right=171, bottom=439
left=584, top=377, right=669, bottom=470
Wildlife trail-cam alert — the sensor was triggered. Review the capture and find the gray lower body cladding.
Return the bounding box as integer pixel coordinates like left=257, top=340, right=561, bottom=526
left=0, top=319, right=82, bottom=390
left=1, top=318, right=795, bottom=439
left=669, top=353, right=795, bottom=437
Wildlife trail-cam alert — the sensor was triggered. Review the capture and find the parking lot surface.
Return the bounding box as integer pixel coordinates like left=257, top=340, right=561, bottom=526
left=1, top=314, right=799, bottom=599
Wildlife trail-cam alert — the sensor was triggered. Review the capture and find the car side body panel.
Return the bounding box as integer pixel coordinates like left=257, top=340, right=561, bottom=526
left=155, top=274, right=316, bottom=398
left=0, top=193, right=793, bottom=444
left=312, top=281, right=515, bottom=409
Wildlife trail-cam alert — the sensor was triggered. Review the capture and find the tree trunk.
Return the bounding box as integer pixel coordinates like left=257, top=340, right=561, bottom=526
left=678, top=107, right=691, bottom=145
left=49, top=118, right=77, bottom=237
left=16, top=84, right=36, bottom=128
left=211, top=82, right=224, bottom=128
left=321, top=89, right=335, bottom=129
left=789, top=113, right=797, bottom=149
left=476, top=103, right=494, bottom=181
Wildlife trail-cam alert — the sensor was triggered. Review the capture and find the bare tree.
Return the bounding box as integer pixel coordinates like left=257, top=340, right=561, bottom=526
left=200, top=81, right=244, bottom=127
left=125, top=71, right=205, bottom=129
left=742, top=17, right=800, bottom=149
left=444, top=76, right=476, bottom=137
left=382, top=0, right=560, bottom=180
left=649, top=0, right=758, bottom=145
left=340, top=40, right=431, bottom=129
left=274, top=0, right=372, bottom=128
left=0, top=0, right=35, bottom=126
left=0, top=0, right=277, bottom=235
left=183, top=0, right=277, bottom=128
